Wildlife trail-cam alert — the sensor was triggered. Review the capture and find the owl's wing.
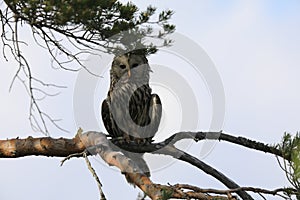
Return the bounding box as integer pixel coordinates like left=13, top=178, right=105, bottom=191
left=101, top=99, right=119, bottom=138
left=102, top=99, right=151, bottom=177
left=147, top=93, right=162, bottom=139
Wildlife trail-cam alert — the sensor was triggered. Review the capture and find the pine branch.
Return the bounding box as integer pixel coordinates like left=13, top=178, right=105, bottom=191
left=0, top=131, right=283, bottom=159
left=65, top=131, right=233, bottom=200
left=118, top=131, right=285, bottom=160
left=152, top=145, right=253, bottom=200
left=0, top=130, right=291, bottom=199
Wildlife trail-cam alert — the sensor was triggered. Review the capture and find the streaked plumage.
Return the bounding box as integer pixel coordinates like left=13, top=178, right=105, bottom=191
left=101, top=52, right=162, bottom=176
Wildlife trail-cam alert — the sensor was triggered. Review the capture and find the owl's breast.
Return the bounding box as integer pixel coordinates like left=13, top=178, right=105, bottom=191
left=109, top=83, right=152, bottom=130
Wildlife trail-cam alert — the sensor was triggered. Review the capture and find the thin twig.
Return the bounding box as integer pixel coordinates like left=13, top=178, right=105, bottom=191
left=83, top=151, right=106, bottom=200
left=60, top=151, right=85, bottom=166
left=175, top=184, right=298, bottom=199
left=60, top=150, right=106, bottom=200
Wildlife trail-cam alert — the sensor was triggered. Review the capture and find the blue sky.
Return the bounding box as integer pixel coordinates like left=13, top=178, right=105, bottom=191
left=1, top=1, right=300, bottom=199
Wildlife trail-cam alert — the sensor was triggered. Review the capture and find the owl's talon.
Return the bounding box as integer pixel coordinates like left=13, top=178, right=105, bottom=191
left=111, top=136, right=154, bottom=146
left=124, top=134, right=131, bottom=143
left=111, top=137, right=125, bottom=144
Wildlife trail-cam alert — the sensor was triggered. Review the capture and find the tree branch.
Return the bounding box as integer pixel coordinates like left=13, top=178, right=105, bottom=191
left=0, top=135, right=84, bottom=158
left=70, top=131, right=233, bottom=200
left=0, top=131, right=290, bottom=199
left=152, top=145, right=253, bottom=200
left=117, top=131, right=285, bottom=160
left=165, top=131, right=283, bottom=159
left=0, top=131, right=283, bottom=159
left=174, top=184, right=298, bottom=199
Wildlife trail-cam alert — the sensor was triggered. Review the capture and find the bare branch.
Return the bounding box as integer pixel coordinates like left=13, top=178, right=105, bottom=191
left=154, top=145, right=254, bottom=200
left=117, top=131, right=285, bottom=160
left=0, top=6, right=68, bottom=135
left=175, top=184, right=298, bottom=199
left=83, top=151, right=106, bottom=200
left=1, top=131, right=293, bottom=199
left=78, top=131, right=232, bottom=200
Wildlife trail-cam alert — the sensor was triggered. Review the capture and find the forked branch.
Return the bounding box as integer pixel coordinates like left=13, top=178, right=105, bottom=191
left=0, top=130, right=295, bottom=199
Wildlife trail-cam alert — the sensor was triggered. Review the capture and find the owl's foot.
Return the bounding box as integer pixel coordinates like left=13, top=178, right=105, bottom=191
left=121, top=133, right=146, bottom=144
left=124, top=134, right=131, bottom=143
left=132, top=136, right=155, bottom=145
left=111, top=137, right=127, bottom=144
left=111, top=134, right=131, bottom=144
left=133, top=138, right=147, bottom=145
left=111, top=135, right=153, bottom=145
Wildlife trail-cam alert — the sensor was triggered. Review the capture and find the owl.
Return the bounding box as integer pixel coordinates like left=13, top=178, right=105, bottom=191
left=101, top=52, right=162, bottom=176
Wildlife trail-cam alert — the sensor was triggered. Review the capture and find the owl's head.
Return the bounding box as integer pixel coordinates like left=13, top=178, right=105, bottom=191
left=110, top=52, right=151, bottom=84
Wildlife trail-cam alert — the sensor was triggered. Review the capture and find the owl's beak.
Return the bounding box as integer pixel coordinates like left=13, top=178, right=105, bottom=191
left=127, top=69, right=131, bottom=78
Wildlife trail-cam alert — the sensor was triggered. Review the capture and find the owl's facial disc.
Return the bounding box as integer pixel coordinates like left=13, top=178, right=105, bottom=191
left=116, top=65, right=131, bottom=83
left=119, top=64, right=126, bottom=69
left=111, top=54, right=149, bottom=83
left=127, top=63, right=140, bottom=78
left=131, top=63, right=139, bottom=69
left=117, top=64, right=130, bottom=78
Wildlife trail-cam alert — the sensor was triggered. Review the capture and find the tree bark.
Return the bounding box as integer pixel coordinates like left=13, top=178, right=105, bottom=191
left=1, top=130, right=286, bottom=199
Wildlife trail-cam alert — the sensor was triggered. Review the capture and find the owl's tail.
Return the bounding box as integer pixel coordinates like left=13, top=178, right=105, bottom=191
left=122, top=151, right=150, bottom=178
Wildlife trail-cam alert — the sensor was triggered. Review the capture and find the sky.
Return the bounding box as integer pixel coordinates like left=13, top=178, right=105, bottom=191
left=1, top=1, right=300, bottom=199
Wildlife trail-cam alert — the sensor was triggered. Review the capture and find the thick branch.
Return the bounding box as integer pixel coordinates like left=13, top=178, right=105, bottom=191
left=118, top=131, right=285, bottom=160
left=0, top=131, right=283, bottom=159
left=154, top=145, right=254, bottom=200
left=0, top=135, right=85, bottom=158
left=67, top=131, right=232, bottom=200
left=0, top=131, right=287, bottom=199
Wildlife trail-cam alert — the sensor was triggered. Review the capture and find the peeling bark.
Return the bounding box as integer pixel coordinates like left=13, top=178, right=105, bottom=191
left=1, top=130, right=286, bottom=199
left=0, top=135, right=85, bottom=157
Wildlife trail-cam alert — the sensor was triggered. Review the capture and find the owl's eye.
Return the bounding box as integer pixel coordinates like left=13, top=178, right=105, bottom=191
left=132, top=63, right=139, bottom=68
left=119, top=64, right=126, bottom=69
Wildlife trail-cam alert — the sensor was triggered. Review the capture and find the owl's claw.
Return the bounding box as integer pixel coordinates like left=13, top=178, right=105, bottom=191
left=111, top=134, right=131, bottom=144
left=111, top=135, right=153, bottom=145
left=111, top=137, right=124, bottom=144
left=123, top=133, right=132, bottom=143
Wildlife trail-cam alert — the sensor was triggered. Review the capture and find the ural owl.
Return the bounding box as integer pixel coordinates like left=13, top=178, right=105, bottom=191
left=101, top=52, right=162, bottom=176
